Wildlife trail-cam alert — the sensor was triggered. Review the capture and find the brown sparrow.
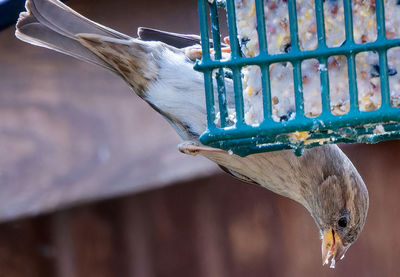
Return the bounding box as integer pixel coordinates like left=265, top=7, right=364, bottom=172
left=15, top=0, right=369, bottom=267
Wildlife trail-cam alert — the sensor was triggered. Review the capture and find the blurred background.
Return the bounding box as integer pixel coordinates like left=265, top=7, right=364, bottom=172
left=1, top=0, right=400, bottom=276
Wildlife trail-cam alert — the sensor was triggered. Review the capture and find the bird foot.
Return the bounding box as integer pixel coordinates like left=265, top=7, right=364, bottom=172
left=184, top=44, right=231, bottom=61
left=178, top=141, right=227, bottom=156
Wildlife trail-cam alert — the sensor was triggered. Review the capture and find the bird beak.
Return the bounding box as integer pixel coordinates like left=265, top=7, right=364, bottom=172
left=321, top=228, right=350, bottom=268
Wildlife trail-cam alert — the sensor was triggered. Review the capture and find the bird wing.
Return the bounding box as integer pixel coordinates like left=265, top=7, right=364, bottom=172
left=137, top=27, right=202, bottom=48
left=218, top=165, right=260, bottom=185
left=137, top=27, right=228, bottom=49
left=178, top=141, right=260, bottom=186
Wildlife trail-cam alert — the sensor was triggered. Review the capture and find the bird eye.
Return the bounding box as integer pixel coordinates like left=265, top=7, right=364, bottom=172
left=338, top=217, right=348, bottom=228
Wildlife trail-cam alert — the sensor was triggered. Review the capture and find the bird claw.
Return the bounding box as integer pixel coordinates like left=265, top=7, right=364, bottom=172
left=184, top=43, right=231, bottom=61
left=184, top=46, right=203, bottom=61
left=178, top=141, right=201, bottom=156
left=178, top=141, right=227, bottom=156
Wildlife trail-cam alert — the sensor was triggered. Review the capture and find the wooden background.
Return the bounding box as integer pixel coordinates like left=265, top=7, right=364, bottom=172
left=0, top=0, right=218, bottom=222
left=2, top=141, right=400, bottom=277
left=1, top=0, right=400, bottom=276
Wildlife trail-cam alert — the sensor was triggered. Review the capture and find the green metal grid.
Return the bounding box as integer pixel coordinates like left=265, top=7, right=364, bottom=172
left=195, top=0, right=400, bottom=157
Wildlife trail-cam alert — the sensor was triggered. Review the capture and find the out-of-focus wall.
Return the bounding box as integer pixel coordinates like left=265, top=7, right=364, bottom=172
left=0, top=0, right=218, bottom=221
left=1, top=140, right=400, bottom=277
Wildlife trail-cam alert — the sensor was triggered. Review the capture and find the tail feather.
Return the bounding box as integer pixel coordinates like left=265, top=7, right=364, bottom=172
left=16, top=12, right=115, bottom=70
left=25, top=0, right=130, bottom=40
left=15, top=0, right=132, bottom=72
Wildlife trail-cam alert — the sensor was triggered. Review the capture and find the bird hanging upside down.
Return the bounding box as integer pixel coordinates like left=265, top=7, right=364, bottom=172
left=15, top=0, right=369, bottom=268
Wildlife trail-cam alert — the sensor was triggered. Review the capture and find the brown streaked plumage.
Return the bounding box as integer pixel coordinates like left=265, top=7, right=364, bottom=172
left=77, top=34, right=160, bottom=96
left=15, top=0, right=369, bottom=268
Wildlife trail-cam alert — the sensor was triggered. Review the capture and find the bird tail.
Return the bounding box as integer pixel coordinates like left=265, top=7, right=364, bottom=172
left=15, top=0, right=132, bottom=73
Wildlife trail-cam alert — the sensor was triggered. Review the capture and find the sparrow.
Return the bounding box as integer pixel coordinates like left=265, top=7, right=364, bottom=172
left=15, top=0, right=369, bottom=267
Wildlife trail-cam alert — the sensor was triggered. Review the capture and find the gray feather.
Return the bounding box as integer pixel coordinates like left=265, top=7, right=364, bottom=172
left=138, top=27, right=202, bottom=48
left=29, top=0, right=129, bottom=39
left=218, top=165, right=260, bottom=185
left=15, top=0, right=131, bottom=72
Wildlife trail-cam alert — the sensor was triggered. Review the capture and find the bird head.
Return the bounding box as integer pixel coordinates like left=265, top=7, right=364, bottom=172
left=179, top=142, right=369, bottom=268
left=304, top=161, right=369, bottom=268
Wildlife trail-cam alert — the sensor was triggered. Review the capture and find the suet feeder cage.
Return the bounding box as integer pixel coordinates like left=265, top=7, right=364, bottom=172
left=195, top=0, right=400, bottom=156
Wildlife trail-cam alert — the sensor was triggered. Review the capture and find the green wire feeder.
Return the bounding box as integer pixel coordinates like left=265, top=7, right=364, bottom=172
left=195, top=0, right=400, bottom=156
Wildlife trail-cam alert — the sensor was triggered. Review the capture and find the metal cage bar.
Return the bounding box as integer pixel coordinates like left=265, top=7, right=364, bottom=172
left=287, top=0, right=305, bottom=119
left=225, top=0, right=246, bottom=126
left=195, top=38, right=400, bottom=69
left=375, top=0, right=391, bottom=109
left=197, top=0, right=216, bottom=130
left=254, top=0, right=273, bottom=121
left=209, top=1, right=229, bottom=127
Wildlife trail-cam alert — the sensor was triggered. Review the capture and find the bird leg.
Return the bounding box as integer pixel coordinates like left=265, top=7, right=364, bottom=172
left=184, top=36, right=231, bottom=61
left=178, top=141, right=227, bottom=156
